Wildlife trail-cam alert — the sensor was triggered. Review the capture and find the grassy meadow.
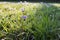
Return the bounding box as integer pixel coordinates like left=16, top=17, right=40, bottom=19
left=0, top=2, right=60, bottom=40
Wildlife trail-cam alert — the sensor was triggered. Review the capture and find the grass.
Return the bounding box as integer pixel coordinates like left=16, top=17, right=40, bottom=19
left=0, top=2, right=60, bottom=40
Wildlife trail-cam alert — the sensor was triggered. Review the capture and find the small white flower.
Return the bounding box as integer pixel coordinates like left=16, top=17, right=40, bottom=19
left=24, top=1, right=27, bottom=3
left=1, top=39, right=5, bottom=40
left=20, top=1, right=23, bottom=4
left=20, top=8, right=25, bottom=12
